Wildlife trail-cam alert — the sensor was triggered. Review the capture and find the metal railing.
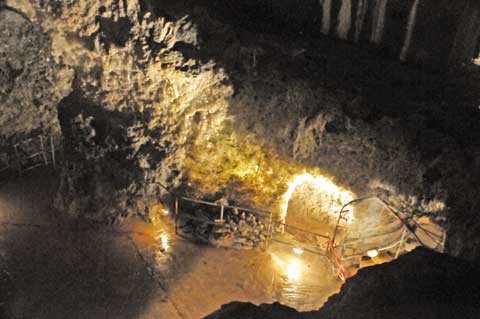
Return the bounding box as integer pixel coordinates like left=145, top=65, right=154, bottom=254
left=173, top=195, right=333, bottom=256
left=340, top=226, right=409, bottom=259
left=331, top=196, right=444, bottom=252
left=154, top=184, right=442, bottom=282
left=13, top=135, right=56, bottom=175
left=1, top=134, right=57, bottom=178
left=326, top=195, right=445, bottom=281
left=271, top=221, right=331, bottom=256
left=174, top=196, right=274, bottom=237
left=0, top=152, right=11, bottom=173
left=329, top=242, right=350, bottom=281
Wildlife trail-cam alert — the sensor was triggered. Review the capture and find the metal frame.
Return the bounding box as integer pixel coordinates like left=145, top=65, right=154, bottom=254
left=152, top=179, right=442, bottom=282
left=173, top=196, right=334, bottom=261
left=0, top=134, right=57, bottom=178
left=14, top=136, right=49, bottom=175
left=331, top=195, right=444, bottom=252
left=0, top=152, right=11, bottom=173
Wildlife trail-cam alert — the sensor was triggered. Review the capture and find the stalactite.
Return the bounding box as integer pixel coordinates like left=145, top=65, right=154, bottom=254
left=321, top=0, right=333, bottom=35
left=400, top=0, right=420, bottom=61
left=354, top=0, right=368, bottom=43
left=337, top=0, right=352, bottom=40
left=370, top=0, right=388, bottom=44
left=370, top=0, right=379, bottom=42
left=376, top=0, right=388, bottom=44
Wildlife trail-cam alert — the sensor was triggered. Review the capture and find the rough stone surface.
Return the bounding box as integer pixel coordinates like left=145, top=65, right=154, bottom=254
left=178, top=207, right=270, bottom=250
left=1, top=1, right=479, bottom=262
left=0, top=5, right=71, bottom=144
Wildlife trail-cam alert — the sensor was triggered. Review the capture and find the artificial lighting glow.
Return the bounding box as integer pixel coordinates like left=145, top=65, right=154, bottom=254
left=293, top=247, right=304, bottom=255
left=156, top=232, right=170, bottom=252
left=280, top=173, right=355, bottom=222
left=367, top=249, right=379, bottom=258
left=162, top=209, right=169, bottom=215
left=272, top=255, right=303, bottom=282
left=286, top=258, right=302, bottom=281
left=235, top=164, right=261, bottom=178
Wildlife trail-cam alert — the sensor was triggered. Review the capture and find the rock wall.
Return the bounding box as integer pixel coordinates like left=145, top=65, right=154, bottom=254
left=24, top=0, right=233, bottom=221
left=209, top=0, right=475, bottom=68
left=0, top=5, right=72, bottom=145
left=4, top=0, right=480, bottom=261
left=449, top=0, right=480, bottom=66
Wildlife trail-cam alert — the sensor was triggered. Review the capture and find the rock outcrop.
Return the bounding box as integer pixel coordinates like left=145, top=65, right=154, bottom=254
left=1, top=1, right=479, bottom=261
left=0, top=5, right=71, bottom=145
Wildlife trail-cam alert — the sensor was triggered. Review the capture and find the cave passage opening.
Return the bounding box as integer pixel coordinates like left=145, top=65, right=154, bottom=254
left=281, top=173, right=355, bottom=236
left=273, top=174, right=422, bottom=280
left=256, top=172, right=421, bottom=309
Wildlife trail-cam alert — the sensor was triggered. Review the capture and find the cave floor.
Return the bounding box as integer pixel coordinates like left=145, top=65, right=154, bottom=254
left=0, top=169, right=342, bottom=319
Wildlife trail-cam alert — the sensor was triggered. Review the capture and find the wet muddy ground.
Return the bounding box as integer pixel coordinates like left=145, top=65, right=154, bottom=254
left=0, top=169, right=342, bottom=319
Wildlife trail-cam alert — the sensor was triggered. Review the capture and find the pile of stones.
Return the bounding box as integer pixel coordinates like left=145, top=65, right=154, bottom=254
left=179, top=207, right=270, bottom=250
left=210, top=209, right=270, bottom=250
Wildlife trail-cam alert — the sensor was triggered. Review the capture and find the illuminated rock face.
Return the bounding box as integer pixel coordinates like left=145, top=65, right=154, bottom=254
left=2, top=1, right=479, bottom=260
left=0, top=6, right=70, bottom=144
left=282, top=173, right=354, bottom=229
left=26, top=0, right=233, bottom=221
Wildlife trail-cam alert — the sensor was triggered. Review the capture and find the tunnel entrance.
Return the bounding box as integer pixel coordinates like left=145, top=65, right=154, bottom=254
left=274, top=174, right=429, bottom=282
left=285, top=180, right=352, bottom=239
left=168, top=173, right=443, bottom=311
left=285, top=183, right=339, bottom=235
left=282, top=174, right=354, bottom=237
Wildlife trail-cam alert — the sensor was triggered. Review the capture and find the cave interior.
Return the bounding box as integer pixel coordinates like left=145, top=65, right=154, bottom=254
left=0, top=1, right=480, bottom=318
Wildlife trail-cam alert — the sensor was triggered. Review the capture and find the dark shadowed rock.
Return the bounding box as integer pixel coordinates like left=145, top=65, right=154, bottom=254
left=205, top=302, right=301, bottom=319
left=2, top=1, right=480, bottom=263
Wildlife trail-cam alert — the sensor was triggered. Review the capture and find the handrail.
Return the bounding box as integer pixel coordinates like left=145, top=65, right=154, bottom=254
left=269, top=238, right=327, bottom=256
left=272, top=221, right=331, bottom=240
left=341, top=231, right=408, bottom=259
left=155, top=182, right=443, bottom=282
left=376, top=197, right=444, bottom=248
left=160, top=187, right=433, bottom=249
left=331, top=195, right=443, bottom=250
left=179, top=196, right=331, bottom=241
left=0, top=5, right=33, bottom=25
left=180, top=196, right=273, bottom=219
left=342, top=223, right=405, bottom=246
left=330, top=243, right=350, bottom=282
left=0, top=134, right=56, bottom=177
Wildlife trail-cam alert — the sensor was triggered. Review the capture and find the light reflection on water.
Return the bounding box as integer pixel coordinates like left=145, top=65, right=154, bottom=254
left=145, top=216, right=340, bottom=313
left=268, top=241, right=338, bottom=311
left=286, top=258, right=302, bottom=281
left=156, top=232, right=170, bottom=252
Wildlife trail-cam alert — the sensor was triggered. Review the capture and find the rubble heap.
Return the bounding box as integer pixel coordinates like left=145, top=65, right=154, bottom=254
left=180, top=207, right=270, bottom=250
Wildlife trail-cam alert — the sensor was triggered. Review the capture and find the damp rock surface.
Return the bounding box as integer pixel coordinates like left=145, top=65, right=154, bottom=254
left=1, top=1, right=479, bottom=262
left=1, top=1, right=480, bottom=318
